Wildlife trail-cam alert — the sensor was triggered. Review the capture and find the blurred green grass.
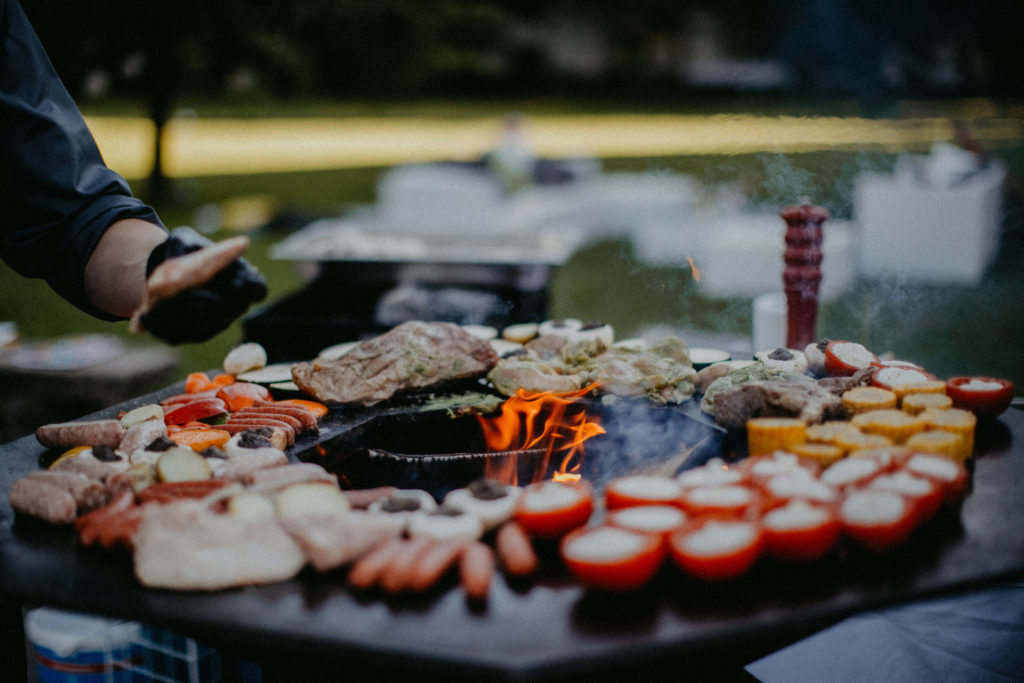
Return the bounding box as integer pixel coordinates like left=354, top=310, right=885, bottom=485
left=2, top=117, right=1023, bottom=396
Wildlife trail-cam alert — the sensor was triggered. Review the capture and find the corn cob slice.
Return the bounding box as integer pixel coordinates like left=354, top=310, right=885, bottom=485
left=746, top=417, right=807, bottom=457
left=851, top=409, right=927, bottom=444
left=905, top=430, right=968, bottom=463
left=788, top=442, right=845, bottom=467
left=842, top=386, right=897, bottom=415
left=918, top=408, right=976, bottom=461
left=834, top=429, right=894, bottom=454
left=901, top=392, right=953, bottom=415
left=805, top=421, right=858, bottom=445
left=892, top=380, right=947, bottom=403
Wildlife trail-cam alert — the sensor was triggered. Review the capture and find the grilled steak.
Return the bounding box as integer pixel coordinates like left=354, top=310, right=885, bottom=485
left=291, top=321, right=499, bottom=405
left=711, top=379, right=844, bottom=430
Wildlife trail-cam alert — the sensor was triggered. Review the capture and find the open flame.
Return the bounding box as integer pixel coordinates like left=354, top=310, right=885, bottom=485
left=478, top=384, right=605, bottom=485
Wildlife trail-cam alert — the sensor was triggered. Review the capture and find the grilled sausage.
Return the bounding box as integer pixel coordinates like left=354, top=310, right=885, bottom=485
left=408, top=538, right=469, bottom=592
left=378, top=537, right=434, bottom=594
left=231, top=410, right=304, bottom=434
left=8, top=477, right=77, bottom=524
left=459, top=541, right=495, bottom=601
left=495, top=521, right=540, bottom=578
left=222, top=419, right=295, bottom=445
left=348, top=537, right=408, bottom=590
left=249, top=401, right=319, bottom=431
left=22, top=471, right=108, bottom=512
left=35, top=419, right=125, bottom=449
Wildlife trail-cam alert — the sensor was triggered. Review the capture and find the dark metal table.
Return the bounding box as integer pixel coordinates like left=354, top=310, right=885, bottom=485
left=2, top=388, right=1023, bottom=682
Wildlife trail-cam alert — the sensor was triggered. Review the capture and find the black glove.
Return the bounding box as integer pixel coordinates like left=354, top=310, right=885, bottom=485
left=141, top=227, right=268, bottom=345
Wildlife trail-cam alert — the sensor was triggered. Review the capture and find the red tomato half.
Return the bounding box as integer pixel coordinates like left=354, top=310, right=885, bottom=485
left=824, top=341, right=878, bottom=377
left=839, top=489, right=918, bottom=552
left=867, top=470, right=944, bottom=526
left=668, top=518, right=763, bottom=581
left=606, top=504, right=688, bottom=547
left=514, top=481, right=594, bottom=538
left=604, top=474, right=683, bottom=510
left=945, top=376, right=1014, bottom=419
left=761, top=499, right=842, bottom=562
left=871, top=365, right=936, bottom=391
left=901, top=453, right=969, bottom=504
left=560, top=526, right=665, bottom=590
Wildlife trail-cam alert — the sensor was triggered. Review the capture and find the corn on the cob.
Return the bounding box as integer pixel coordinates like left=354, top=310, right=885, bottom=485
left=901, top=392, right=952, bottom=415
left=842, top=386, right=897, bottom=415
left=919, top=408, right=976, bottom=461
left=746, top=417, right=807, bottom=456
left=851, top=409, right=926, bottom=444
left=905, top=430, right=969, bottom=462
left=805, top=421, right=858, bottom=445
left=834, top=429, right=894, bottom=454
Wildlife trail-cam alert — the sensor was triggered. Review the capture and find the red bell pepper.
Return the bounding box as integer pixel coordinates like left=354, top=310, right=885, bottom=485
left=945, top=376, right=1014, bottom=419
left=560, top=525, right=665, bottom=591
left=514, top=481, right=594, bottom=538
left=163, top=397, right=228, bottom=427
left=760, top=499, right=841, bottom=562
left=216, top=382, right=273, bottom=412
left=839, top=489, right=919, bottom=552
left=668, top=517, right=763, bottom=581
left=603, top=474, right=683, bottom=510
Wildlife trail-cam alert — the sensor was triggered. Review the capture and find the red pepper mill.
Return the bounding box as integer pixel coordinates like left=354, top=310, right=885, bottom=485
left=780, top=203, right=829, bottom=349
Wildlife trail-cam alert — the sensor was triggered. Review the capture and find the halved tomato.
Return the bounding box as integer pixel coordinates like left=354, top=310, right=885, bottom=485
left=761, top=499, right=842, bottom=562
left=604, top=474, right=683, bottom=510
left=945, top=376, right=1014, bottom=419
left=514, top=481, right=595, bottom=538
left=839, top=489, right=918, bottom=552
left=824, top=341, right=878, bottom=377
left=668, top=517, right=763, bottom=581
left=560, top=525, right=665, bottom=590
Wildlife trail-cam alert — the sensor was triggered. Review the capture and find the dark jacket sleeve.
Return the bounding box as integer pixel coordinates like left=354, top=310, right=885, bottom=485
left=0, top=0, right=165, bottom=320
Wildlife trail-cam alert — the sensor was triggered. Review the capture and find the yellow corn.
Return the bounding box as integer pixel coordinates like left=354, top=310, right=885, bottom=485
left=746, top=417, right=807, bottom=456
left=901, top=392, right=953, bottom=415
left=789, top=442, right=845, bottom=467
left=842, top=386, right=898, bottom=415
left=805, top=421, right=858, bottom=445
left=905, top=430, right=969, bottom=463
left=892, top=380, right=947, bottom=403
left=834, top=429, right=894, bottom=454
left=919, top=408, right=976, bottom=461
left=851, top=409, right=927, bottom=444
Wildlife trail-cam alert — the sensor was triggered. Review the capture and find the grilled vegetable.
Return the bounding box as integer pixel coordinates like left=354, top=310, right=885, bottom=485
left=155, top=446, right=213, bottom=482
left=919, top=408, right=977, bottom=461
left=841, top=386, right=898, bottom=415
left=945, top=376, right=1014, bottom=419
left=901, top=392, right=953, bottom=415
left=216, top=382, right=273, bottom=412
left=668, top=518, right=763, bottom=581
left=840, top=489, right=918, bottom=552
left=560, top=526, right=665, bottom=591
left=168, top=427, right=231, bottom=452
left=606, top=504, right=688, bottom=547
left=761, top=499, right=841, bottom=562
left=162, top=398, right=228, bottom=427
left=851, top=409, right=926, bottom=444
left=514, top=481, right=594, bottom=538
left=746, top=417, right=806, bottom=456
left=824, top=341, right=877, bottom=377
left=603, top=474, right=683, bottom=510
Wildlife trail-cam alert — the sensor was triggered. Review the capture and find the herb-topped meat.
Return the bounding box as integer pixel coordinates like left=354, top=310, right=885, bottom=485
left=290, top=321, right=499, bottom=405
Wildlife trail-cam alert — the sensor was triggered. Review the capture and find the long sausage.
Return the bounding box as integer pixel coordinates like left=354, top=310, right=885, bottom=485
left=348, top=537, right=408, bottom=590
left=495, top=521, right=540, bottom=578
left=8, top=478, right=77, bottom=524
left=459, top=541, right=495, bottom=602
left=35, top=419, right=125, bottom=450
left=231, top=410, right=304, bottom=434
left=407, top=538, right=469, bottom=592
left=249, top=401, right=319, bottom=431
left=22, top=471, right=107, bottom=512
left=378, top=537, right=434, bottom=594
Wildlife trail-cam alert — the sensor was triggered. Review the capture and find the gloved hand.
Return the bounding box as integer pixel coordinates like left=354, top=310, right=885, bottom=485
left=140, top=227, right=268, bottom=344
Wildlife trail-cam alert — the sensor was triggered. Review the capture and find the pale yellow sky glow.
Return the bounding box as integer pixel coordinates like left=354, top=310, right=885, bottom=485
left=86, top=113, right=1024, bottom=180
